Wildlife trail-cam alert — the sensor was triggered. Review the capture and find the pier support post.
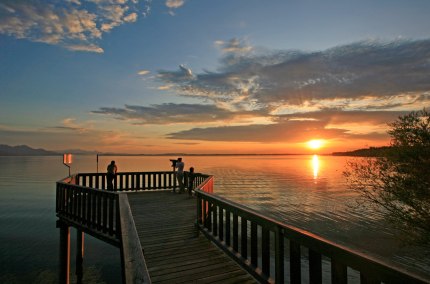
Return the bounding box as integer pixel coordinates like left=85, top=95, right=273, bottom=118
left=59, top=222, right=70, bottom=284
left=76, top=230, right=84, bottom=284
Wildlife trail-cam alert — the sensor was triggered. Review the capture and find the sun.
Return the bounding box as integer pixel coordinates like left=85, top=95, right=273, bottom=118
left=307, top=139, right=324, bottom=150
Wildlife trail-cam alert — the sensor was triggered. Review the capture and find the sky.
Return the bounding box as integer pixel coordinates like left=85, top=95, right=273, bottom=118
left=1, top=0, right=430, bottom=154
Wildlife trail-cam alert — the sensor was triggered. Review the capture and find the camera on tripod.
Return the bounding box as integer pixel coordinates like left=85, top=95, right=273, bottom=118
left=170, top=159, right=178, bottom=167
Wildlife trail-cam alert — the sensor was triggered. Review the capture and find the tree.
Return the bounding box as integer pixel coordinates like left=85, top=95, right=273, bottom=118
left=344, top=109, right=430, bottom=243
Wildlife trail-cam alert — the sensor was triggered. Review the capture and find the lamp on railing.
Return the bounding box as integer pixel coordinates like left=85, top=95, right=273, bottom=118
left=63, top=153, right=72, bottom=177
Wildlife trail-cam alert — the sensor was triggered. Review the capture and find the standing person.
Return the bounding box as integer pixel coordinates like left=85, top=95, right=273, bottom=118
left=175, top=157, right=185, bottom=193
left=187, top=167, right=196, bottom=196
left=107, top=160, right=117, bottom=191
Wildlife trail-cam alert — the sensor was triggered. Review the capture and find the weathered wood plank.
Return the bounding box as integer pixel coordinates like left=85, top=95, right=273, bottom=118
left=127, top=191, right=258, bottom=284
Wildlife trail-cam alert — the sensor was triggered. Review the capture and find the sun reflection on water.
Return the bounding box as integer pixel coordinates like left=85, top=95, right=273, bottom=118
left=312, top=154, right=319, bottom=180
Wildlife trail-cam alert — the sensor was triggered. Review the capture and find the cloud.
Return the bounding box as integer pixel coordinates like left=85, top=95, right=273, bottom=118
left=65, top=43, right=104, bottom=53
left=157, top=39, right=430, bottom=112
left=137, top=70, right=150, bottom=75
left=158, top=64, right=194, bottom=82
left=165, top=0, right=185, bottom=16
left=166, top=119, right=350, bottom=143
left=0, top=0, right=151, bottom=52
left=166, top=109, right=394, bottom=143
left=157, top=85, right=172, bottom=90
left=165, top=0, right=185, bottom=9
left=92, top=103, right=253, bottom=124
left=91, top=38, right=430, bottom=147
left=274, top=109, right=409, bottom=126
left=124, top=12, right=138, bottom=22
left=215, top=38, right=253, bottom=55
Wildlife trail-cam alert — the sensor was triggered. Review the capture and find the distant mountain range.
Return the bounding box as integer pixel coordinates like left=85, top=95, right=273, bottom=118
left=0, top=144, right=99, bottom=156
left=0, top=144, right=59, bottom=156
left=0, top=144, right=188, bottom=156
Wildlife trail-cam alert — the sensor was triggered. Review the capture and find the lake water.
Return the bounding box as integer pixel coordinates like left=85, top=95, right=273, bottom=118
left=0, top=155, right=429, bottom=283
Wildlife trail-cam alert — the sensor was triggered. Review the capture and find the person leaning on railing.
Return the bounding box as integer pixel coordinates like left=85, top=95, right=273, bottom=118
left=107, top=160, right=118, bottom=191
left=187, top=167, right=196, bottom=196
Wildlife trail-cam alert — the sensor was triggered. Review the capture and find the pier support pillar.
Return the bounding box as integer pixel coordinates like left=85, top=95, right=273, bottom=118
left=59, top=222, right=70, bottom=284
left=76, top=230, right=84, bottom=284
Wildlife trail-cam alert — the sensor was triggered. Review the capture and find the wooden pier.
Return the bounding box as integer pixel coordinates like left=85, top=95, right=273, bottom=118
left=128, top=191, right=256, bottom=283
left=56, top=171, right=430, bottom=284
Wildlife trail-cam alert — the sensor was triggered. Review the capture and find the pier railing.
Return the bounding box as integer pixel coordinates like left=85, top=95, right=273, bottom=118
left=56, top=171, right=209, bottom=284
left=56, top=177, right=121, bottom=246
left=195, top=181, right=428, bottom=284
left=56, top=171, right=209, bottom=242
left=75, top=171, right=209, bottom=191
left=57, top=171, right=428, bottom=284
left=56, top=173, right=157, bottom=284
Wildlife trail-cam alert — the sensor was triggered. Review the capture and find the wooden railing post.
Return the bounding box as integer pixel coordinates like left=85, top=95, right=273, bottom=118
left=213, top=204, right=218, bottom=236
left=233, top=213, right=239, bottom=252
left=262, top=226, right=270, bottom=277
left=225, top=209, right=231, bottom=246
left=58, top=221, right=70, bottom=284
left=331, top=258, right=347, bottom=284
left=309, top=249, right=322, bottom=284
left=115, top=194, right=121, bottom=240
left=250, top=223, right=258, bottom=268
left=275, top=226, right=284, bottom=284
left=76, top=229, right=84, bottom=284
left=241, top=217, right=247, bottom=259
left=197, top=195, right=202, bottom=228
left=218, top=207, right=224, bottom=241
left=290, top=240, right=301, bottom=284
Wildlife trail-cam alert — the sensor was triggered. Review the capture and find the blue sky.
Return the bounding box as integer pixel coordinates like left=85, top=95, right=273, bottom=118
left=1, top=0, right=430, bottom=154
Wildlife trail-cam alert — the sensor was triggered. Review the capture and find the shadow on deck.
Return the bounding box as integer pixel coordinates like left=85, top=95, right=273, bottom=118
left=128, top=191, right=257, bottom=283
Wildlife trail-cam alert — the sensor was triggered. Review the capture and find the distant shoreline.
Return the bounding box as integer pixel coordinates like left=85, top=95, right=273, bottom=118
left=1, top=144, right=390, bottom=157
left=332, top=146, right=391, bottom=157
left=1, top=153, right=324, bottom=157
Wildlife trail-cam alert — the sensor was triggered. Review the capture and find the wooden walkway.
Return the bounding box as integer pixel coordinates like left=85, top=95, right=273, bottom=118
left=127, top=191, right=258, bottom=284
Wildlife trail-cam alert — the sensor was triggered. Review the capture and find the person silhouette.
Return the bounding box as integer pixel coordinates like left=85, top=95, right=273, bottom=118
left=175, top=157, right=185, bottom=193
left=106, top=160, right=117, bottom=191
left=187, top=167, right=195, bottom=196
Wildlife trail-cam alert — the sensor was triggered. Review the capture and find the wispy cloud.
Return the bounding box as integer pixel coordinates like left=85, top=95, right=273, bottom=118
left=165, top=0, right=185, bottom=9
left=65, top=43, right=104, bottom=53
left=274, top=109, right=409, bottom=126
left=165, top=109, right=398, bottom=143
left=137, top=70, right=150, bottom=75
left=215, top=38, right=253, bottom=55
left=0, top=0, right=151, bottom=52
left=92, top=103, right=259, bottom=124
left=166, top=119, right=350, bottom=143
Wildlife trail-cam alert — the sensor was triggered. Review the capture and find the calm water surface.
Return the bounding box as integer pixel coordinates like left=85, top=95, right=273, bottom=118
left=0, top=155, right=429, bottom=283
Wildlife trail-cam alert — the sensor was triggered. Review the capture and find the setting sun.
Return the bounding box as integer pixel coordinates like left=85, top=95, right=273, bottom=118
left=307, top=139, right=324, bottom=149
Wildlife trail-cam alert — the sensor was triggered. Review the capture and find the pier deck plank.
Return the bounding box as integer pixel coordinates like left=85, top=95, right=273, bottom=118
left=127, top=191, right=258, bottom=284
